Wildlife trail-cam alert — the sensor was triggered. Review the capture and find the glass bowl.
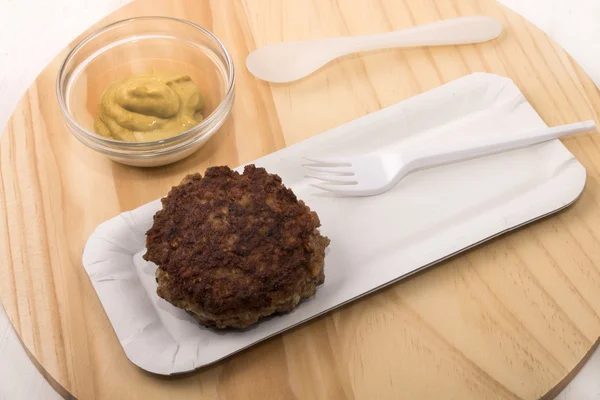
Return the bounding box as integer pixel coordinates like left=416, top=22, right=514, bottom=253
left=56, top=16, right=235, bottom=167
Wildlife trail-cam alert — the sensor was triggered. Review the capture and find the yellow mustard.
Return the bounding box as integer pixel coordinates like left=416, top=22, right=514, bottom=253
left=94, top=69, right=206, bottom=142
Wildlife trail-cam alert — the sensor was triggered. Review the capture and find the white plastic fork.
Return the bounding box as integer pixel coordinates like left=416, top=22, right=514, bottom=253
left=303, top=120, right=597, bottom=197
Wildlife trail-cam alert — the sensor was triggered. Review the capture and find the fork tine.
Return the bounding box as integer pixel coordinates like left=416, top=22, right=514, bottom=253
left=311, top=182, right=360, bottom=194
left=302, top=156, right=352, bottom=166
left=305, top=174, right=357, bottom=184
left=311, top=183, right=333, bottom=192
left=303, top=165, right=354, bottom=174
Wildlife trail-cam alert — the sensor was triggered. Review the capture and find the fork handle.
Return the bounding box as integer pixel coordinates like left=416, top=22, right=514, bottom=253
left=405, top=120, right=596, bottom=171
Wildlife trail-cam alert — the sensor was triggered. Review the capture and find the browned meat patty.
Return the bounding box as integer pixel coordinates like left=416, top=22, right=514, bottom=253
left=143, top=164, right=330, bottom=329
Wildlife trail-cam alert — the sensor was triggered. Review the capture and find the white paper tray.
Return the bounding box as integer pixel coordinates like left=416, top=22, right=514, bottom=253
left=82, top=73, right=586, bottom=375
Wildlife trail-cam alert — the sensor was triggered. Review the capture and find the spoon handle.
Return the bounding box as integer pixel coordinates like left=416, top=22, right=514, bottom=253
left=336, top=16, right=503, bottom=54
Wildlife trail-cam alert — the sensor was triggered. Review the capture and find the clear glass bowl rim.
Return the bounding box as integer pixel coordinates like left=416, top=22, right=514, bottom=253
left=55, top=15, right=236, bottom=149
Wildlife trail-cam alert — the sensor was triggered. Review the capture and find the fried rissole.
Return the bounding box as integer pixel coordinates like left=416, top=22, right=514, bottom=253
left=143, top=165, right=330, bottom=329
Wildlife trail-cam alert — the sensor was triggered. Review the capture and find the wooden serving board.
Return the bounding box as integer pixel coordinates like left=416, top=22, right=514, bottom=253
left=1, top=0, right=600, bottom=399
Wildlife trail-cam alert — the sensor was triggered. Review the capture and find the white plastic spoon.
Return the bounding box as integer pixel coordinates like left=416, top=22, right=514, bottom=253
left=246, top=16, right=503, bottom=83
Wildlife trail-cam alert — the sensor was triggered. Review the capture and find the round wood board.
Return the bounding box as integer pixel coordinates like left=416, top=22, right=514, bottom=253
left=1, top=0, right=600, bottom=399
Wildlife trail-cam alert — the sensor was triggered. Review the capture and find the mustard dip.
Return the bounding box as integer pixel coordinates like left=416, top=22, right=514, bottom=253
left=94, top=69, right=206, bottom=142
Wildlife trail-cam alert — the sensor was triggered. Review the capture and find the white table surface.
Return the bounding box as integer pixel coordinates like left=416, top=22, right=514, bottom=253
left=1, top=1, right=599, bottom=399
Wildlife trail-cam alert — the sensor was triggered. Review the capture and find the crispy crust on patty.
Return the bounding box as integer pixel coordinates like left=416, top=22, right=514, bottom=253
left=143, top=164, right=330, bottom=329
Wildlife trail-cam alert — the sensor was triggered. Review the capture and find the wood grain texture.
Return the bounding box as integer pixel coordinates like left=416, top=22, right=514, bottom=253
left=1, top=0, right=600, bottom=399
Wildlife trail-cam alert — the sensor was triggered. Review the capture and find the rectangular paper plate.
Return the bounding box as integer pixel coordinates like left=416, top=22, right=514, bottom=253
left=82, top=72, right=586, bottom=375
